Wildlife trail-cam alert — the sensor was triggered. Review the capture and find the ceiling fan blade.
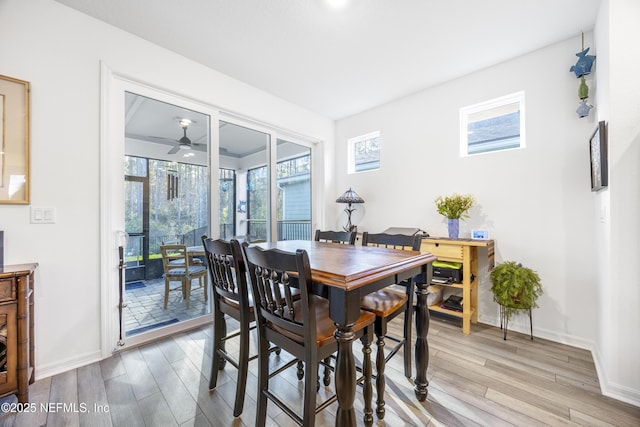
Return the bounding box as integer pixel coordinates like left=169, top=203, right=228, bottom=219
left=148, top=136, right=177, bottom=141
left=167, top=144, right=180, bottom=154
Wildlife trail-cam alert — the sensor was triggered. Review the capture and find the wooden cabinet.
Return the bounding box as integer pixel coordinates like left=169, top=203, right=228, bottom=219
left=0, top=263, right=37, bottom=403
left=420, top=238, right=493, bottom=334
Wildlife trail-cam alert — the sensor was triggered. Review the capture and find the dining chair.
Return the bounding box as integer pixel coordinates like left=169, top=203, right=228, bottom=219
left=163, top=237, right=204, bottom=267
left=201, top=236, right=255, bottom=417
left=160, top=244, right=208, bottom=309
left=241, top=241, right=376, bottom=427
left=202, top=236, right=301, bottom=417
left=359, top=232, right=422, bottom=420
left=313, top=229, right=356, bottom=386
left=313, top=229, right=356, bottom=245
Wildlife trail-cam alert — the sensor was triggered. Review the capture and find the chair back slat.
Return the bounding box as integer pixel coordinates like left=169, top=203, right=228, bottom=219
left=242, top=243, right=314, bottom=342
left=202, top=236, right=250, bottom=308
left=161, top=244, right=190, bottom=274
left=314, top=229, right=356, bottom=245
left=362, top=232, right=421, bottom=251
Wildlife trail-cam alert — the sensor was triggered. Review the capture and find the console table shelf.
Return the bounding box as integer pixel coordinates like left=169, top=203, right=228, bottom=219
left=0, top=263, right=37, bottom=403
left=421, top=238, right=493, bottom=334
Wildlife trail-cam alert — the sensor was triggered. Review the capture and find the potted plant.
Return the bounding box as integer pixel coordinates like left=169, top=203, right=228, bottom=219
left=490, top=261, right=543, bottom=339
left=434, top=193, right=474, bottom=239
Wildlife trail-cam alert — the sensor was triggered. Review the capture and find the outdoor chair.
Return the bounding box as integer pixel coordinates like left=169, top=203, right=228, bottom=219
left=160, top=244, right=208, bottom=309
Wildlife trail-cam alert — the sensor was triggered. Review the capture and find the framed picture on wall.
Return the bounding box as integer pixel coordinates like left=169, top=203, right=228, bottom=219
left=0, top=74, right=30, bottom=204
left=589, top=120, right=608, bottom=192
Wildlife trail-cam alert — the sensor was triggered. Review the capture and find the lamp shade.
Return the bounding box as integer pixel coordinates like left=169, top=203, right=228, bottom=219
left=336, top=188, right=364, bottom=204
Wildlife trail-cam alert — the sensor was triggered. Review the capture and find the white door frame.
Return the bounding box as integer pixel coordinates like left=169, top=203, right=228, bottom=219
left=99, top=63, right=320, bottom=357
left=99, top=63, right=219, bottom=355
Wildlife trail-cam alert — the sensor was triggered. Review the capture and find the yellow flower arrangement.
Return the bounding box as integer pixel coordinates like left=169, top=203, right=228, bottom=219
left=434, top=193, right=475, bottom=220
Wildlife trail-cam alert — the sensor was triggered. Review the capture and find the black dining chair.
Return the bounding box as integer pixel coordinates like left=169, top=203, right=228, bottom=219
left=314, top=229, right=356, bottom=245
left=359, top=232, right=422, bottom=420
left=201, top=236, right=254, bottom=417
left=313, top=229, right=356, bottom=386
left=241, top=240, right=376, bottom=427
left=201, top=235, right=287, bottom=417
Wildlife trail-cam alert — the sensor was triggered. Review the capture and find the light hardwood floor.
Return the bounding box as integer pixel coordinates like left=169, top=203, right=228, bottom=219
left=1, top=315, right=638, bottom=426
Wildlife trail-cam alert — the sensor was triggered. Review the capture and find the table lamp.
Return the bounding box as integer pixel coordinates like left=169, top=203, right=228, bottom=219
left=336, top=188, right=364, bottom=232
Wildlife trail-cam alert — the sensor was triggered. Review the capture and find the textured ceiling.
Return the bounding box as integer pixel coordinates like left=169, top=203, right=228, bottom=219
left=55, top=0, right=601, bottom=120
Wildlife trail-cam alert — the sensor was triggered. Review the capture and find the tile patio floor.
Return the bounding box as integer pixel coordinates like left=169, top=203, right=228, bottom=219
left=124, top=277, right=210, bottom=336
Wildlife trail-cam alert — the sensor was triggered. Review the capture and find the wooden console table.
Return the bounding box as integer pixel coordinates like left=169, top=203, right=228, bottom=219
left=421, top=238, right=493, bottom=334
left=0, top=263, right=37, bottom=403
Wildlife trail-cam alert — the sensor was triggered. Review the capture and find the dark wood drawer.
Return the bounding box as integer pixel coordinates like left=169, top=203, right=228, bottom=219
left=0, top=279, right=16, bottom=303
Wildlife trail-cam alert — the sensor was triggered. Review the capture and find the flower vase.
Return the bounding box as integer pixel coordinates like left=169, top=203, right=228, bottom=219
left=447, top=219, right=459, bottom=240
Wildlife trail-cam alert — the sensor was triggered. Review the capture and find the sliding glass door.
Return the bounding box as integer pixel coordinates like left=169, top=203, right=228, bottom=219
left=219, top=120, right=312, bottom=242
left=275, top=139, right=311, bottom=240
left=122, top=92, right=211, bottom=339
left=103, top=72, right=316, bottom=351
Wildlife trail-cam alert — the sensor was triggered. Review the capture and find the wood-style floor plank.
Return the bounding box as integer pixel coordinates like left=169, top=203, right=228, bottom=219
left=46, top=369, right=80, bottom=427
left=12, top=375, right=51, bottom=427
left=77, top=363, right=112, bottom=427
left=140, top=343, right=202, bottom=425
left=0, top=315, right=638, bottom=426
left=103, top=374, right=145, bottom=427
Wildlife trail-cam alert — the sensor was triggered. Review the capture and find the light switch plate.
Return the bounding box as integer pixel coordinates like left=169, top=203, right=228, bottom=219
left=31, top=207, right=56, bottom=224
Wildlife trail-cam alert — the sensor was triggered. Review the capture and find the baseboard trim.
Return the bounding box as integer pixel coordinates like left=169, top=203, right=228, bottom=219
left=35, top=350, right=103, bottom=381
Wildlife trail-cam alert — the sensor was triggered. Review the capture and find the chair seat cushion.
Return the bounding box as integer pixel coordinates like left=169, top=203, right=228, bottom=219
left=360, top=287, right=408, bottom=318
left=168, top=265, right=207, bottom=275
left=272, top=297, right=374, bottom=347
left=169, top=258, right=203, bottom=266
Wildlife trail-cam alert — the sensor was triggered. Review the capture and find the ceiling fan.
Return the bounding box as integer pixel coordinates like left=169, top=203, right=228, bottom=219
left=167, top=119, right=198, bottom=154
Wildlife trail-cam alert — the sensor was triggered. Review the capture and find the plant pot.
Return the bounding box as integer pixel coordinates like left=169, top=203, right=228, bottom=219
left=447, top=219, right=459, bottom=240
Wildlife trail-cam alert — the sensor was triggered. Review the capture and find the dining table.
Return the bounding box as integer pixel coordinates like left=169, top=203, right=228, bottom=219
left=254, top=240, right=436, bottom=427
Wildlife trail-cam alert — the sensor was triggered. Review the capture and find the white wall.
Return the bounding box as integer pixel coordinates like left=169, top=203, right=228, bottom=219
left=335, top=31, right=638, bottom=404
left=594, top=0, right=640, bottom=406
left=0, top=0, right=333, bottom=377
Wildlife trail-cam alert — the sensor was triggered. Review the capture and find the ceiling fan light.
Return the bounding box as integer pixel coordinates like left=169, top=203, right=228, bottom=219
left=179, top=118, right=192, bottom=127
left=179, top=144, right=192, bottom=150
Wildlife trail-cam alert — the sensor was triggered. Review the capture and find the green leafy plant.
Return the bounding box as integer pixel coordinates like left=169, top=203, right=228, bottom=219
left=435, top=193, right=475, bottom=219
left=490, top=261, right=543, bottom=321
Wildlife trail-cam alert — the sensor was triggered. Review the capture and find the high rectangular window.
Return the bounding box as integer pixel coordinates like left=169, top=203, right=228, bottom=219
left=460, top=91, right=525, bottom=156
left=348, top=131, right=380, bottom=173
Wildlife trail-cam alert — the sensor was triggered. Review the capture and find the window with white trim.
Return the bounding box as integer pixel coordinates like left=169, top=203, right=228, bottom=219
left=348, top=131, right=380, bottom=173
left=460, top=91, right=525, bottom=156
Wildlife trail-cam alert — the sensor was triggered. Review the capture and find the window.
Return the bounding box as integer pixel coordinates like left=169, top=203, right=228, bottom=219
left=246, top=152, right=312, bottom=241
left=348, top=131, right=380, bottom=173
left=460, top=91, right=525, bottom=156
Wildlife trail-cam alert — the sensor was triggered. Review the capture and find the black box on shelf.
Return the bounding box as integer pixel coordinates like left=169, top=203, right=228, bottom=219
left=442, top=295, right=463, bottom=312
left=432, top=260, right=462, bottom=283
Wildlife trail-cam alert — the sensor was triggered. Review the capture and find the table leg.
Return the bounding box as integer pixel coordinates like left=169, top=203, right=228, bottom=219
left=334, top=324, right=357, bottom=427
left=414, top=281, right=430, bottom=401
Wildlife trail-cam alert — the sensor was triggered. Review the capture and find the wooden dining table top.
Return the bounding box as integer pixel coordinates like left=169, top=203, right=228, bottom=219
left=254, top=240, right=435, bottom=291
